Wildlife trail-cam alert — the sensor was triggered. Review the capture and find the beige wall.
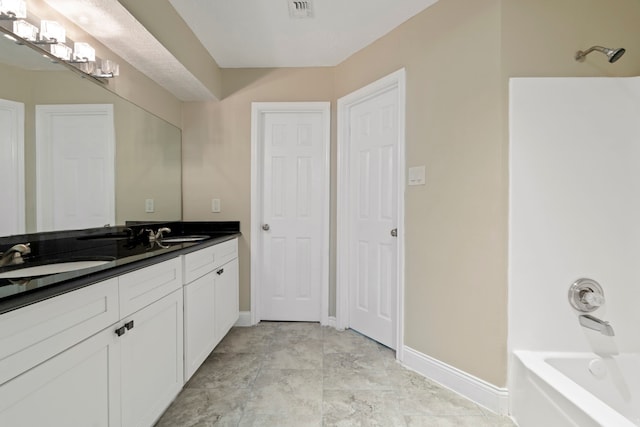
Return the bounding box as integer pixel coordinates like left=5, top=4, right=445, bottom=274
left=336, top=0, right=506, bottom=386
left=181, top=68, right=334, bottom=314
left=502, top=0, right=640, bottom=79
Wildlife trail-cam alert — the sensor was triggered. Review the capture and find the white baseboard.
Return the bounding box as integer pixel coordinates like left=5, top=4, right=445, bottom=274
left=402, top=346, right=509, bottom=416
left=234, top=311, right=252, bottom=327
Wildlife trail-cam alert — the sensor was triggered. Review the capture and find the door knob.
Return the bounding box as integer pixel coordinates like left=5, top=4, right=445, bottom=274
left=262, top=224, right=270, bottom=231
left=390, top=228, right=398, bottom=237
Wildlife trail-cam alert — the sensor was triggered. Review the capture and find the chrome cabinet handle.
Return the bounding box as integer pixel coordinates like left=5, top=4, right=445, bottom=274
left=390, top=228, right=397, bottom=237
left=262, top=224, right=270, bottom=231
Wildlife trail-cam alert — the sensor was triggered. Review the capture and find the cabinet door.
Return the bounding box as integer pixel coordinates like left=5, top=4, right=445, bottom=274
left=183, top=270, right=216, bottom=381
left=120, top=289, right=183, bottom=427
left=214, top=258, right=239, bottom=343
left=0, top=326, right=121, bottom=427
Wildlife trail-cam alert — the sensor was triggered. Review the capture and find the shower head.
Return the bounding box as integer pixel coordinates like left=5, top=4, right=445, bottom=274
left=575, top=46, right=626, bottom=63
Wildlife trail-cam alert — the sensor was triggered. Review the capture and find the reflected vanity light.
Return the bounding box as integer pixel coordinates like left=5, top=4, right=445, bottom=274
left=72, top=41, right=95, bottom=62
left=0, top=0, right=27, bottom=20
left=49, top=42, right=71, bottom=60
left=93, top=58, right=119, bottom=78
left=39, top=20, right=65, bottom=43
left=12, top=19, right=37, bottom=41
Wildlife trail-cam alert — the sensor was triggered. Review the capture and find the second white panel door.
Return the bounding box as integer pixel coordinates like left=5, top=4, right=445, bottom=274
left=260, top=110, right=327, bottom=321
left=348, top=87, right=398, bottom=348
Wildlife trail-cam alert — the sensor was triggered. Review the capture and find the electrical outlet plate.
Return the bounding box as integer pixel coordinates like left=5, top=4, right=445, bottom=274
left=145, top=198, right=154, bottom=213
left=408, top=166, right=426, bottom=186
left=211, top=198, right=221, bottom=213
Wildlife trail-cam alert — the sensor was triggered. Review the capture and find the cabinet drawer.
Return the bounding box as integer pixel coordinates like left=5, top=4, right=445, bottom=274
left=0, top=278, right=119, bottom=385
left=183, top=238, right=238, bottom=283
left=119, top=257, right=182, bottom=318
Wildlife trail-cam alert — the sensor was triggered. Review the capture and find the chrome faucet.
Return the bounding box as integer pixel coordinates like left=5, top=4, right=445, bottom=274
left=0, top=243, right=31, bottom=267
left=155, top=227, right=171, bottom=240
left=579, top=314, right=615, bottom=336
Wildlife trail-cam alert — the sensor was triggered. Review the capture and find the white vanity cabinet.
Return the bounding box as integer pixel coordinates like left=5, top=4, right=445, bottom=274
left=0, top=257, right=184, bottom=427
left=183, top=238, right=238, bottom=381
left=0, top=279, right=121, bottom=427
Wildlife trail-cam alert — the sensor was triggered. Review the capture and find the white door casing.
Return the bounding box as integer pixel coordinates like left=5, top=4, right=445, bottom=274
left=0, top=99, right=25, bottom=236
left=36, top=104, right=115, bottom=232
left=251, top=102, right=330, bottom=324
left=337, top=69, right=406, bottom=356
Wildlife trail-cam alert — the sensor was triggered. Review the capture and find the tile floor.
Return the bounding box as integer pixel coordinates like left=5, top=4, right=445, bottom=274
left=155, top=322, right=517, bottom=426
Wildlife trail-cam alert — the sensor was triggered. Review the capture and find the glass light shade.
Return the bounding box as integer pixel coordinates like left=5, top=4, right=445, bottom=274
left=0, top=0, right=27, bottom=19
left=50, top=42, right=71, bottom=60
left=40, top=20, right=65, bottom=43
left=13, top=19, right=38, bottom=41
left=73, top=42, right=95, bottom=62
left=100, top=59, right=119, bottom=76
left=77, top=61, right=95, bottom=74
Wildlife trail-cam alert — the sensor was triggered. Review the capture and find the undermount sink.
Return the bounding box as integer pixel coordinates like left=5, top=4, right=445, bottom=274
left=159, top=235, right=210, bottom=243
left=0, top=260, right=111, bottom=279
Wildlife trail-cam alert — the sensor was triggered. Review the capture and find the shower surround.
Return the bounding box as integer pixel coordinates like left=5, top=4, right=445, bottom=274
left=508, top=77, right=640, bottom=426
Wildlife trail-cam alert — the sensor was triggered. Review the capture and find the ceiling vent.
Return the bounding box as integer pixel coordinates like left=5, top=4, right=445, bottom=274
left=288, top=0, right=314, bottom=19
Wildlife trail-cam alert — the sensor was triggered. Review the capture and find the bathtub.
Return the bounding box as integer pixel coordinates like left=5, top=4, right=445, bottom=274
left=511, top=351, right=640, bottom=427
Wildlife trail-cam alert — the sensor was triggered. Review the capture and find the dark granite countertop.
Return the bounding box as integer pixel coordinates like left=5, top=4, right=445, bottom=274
left=0, top=221, right=240, bottom=315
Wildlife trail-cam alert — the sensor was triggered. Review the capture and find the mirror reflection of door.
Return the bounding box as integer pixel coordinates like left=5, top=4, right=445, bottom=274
left=0, top=98, right=25, bottom=236
left=35, top=104, right=115, bottom=232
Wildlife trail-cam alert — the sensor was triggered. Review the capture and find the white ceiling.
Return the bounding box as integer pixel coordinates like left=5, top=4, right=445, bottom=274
left=37, top=0, right=439, bottom=101
left=168, top=0, right=440, bottom=68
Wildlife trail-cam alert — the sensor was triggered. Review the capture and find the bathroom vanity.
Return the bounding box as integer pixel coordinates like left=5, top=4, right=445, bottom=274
left=0, top=221, right=240, bottom=427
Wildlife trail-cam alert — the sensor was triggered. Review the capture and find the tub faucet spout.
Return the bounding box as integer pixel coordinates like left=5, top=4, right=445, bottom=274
left=579, top=314, right=615, bottom=336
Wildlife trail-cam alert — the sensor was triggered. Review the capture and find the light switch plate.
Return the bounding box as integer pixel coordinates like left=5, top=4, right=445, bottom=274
left=408, top=166, right=426, bottom=186
left=212, top=198, right=221, bottom=213
left=145, top=198, right=154, bottom=213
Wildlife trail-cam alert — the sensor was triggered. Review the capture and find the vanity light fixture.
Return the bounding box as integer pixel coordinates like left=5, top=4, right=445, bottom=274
left=0, top=3, right=120, bottom=82
left=0, top=0, right=27, bottom=20
left=12, top=19, right=37, bottom=41
left=39, top=19, right=65, bottom=43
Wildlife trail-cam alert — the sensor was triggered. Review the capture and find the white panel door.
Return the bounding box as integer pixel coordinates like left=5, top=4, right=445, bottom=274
left=348, top=87, right=398, bottom=348
left=0, top=98, right=25, bottom=236
left=260, top=110, right=327, bottom=321
left=36, top=104, right=115, bottom=231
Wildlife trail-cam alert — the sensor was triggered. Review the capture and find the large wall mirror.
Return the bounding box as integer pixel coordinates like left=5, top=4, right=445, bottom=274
left=0, top=33, right=182, bottom=236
